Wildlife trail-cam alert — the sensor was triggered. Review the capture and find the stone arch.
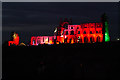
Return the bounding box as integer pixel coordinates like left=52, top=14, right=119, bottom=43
left=37, top=37, right=41, bottom=45
left=84, top=36, right=88, bottom=43
left=96, top=36, right=101, bottom=42
left=31, top=37, right=36, bottom=45
left=90, top=36, right=95, bottom=43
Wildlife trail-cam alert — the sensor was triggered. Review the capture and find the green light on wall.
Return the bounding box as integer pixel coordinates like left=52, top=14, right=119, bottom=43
left=105, top=22, right=110, bottom=42
left=105, top=33, right=110, bottom=41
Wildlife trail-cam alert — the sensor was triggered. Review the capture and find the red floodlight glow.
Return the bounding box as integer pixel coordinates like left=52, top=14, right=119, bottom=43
left=8, top=19, right=104, bottom=46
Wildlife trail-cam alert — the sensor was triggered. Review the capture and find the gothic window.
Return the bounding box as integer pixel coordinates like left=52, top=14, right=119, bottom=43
left=90, top=31, right=92, bottom=34
left=33, top=40, right=35, bottom=45
left=84, top=36, right=88, bottom=43
left=78, top=31, right=80, bottom=34
left=90, top=37, right=94, bottom=43
left=97, top=36, right=101, bottom=42
left=71, top=27, right=73, bottom=29
left=70, top=31, right=74, bottom=35
left=37, top=40, right=41, bottom=44
left=84, top=26, right=87, bottom=28
left=83, top=31, right=86, bottom=34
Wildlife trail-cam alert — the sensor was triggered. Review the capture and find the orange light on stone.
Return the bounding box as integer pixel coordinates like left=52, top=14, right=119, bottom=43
left=71, top=38, right=74, bottom=44
left=56, top=42, right=59, bottom=44
left=49, top=40, right=53, bottom=44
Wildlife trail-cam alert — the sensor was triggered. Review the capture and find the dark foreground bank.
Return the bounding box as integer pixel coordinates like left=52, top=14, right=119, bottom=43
left=2, top=41, right=120, bottom=80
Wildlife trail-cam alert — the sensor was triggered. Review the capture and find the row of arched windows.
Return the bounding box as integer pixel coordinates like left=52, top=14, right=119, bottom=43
left=31, top=36, right=54, bottom=45
left=63, top=36, right=102, bottom=43
left=64, top=30, right=102, bottom=35
left=68, top=23, right=102, bottom=29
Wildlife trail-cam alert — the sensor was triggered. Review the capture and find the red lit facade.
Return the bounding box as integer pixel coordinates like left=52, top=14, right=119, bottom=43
left=55, top=23, right=103, bottom=44
left=8, top=18, right=104, bottom=46
left=31, top=36, right=54, bottom=45
left=31, top=18, right=103, bottom=45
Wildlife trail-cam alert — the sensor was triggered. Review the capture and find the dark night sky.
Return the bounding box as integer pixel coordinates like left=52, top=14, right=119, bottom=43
left=2, top=2, right=120, bottom=44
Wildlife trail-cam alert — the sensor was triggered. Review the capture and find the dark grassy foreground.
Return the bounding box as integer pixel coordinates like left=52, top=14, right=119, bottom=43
left=2, top=41, right=120, bottom=80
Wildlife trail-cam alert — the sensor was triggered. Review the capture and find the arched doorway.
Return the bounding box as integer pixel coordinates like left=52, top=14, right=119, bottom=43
left=69, top=39, right=72, bottom=44
left=31, top=37, right=36, bottom=45
left=84, top=36, right=88, bottom=43
left=37, top=40, right=41, bottom=45
left=33, top=40, right=36, bottom=45
left=96, top=36, right=101, bottom=42
left=90, top=37, right=95, bottom=43
left=37, top=37, right=41, bottom=45
left=70, top=30, right=74, bottom=35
